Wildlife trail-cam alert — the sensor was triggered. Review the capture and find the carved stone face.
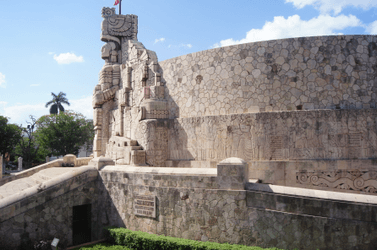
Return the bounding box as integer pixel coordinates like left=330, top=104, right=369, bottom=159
left=101, top=44, right=111, bottom=61
left=101, top=42, right=116, bottom=62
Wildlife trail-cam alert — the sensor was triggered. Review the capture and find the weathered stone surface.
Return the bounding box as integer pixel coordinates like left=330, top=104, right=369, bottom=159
left=95, top=169, right=377, bottom=250
left=63, top=154, right=76, bottom=166
left=0, top=167, right=99, bottom=250
left=160, top=35, right=377, bottom=118
left=88, top=156, right=115, bottom=170
left=217, top=158, right=249, bottom=190
left=168, top=109, right=377, bottom=163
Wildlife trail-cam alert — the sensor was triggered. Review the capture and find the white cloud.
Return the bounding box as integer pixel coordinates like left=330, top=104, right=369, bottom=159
left=0, top=72, right=6, bottom=88
left=167, top=44, right=193, bottom=49
left=53, top=52, right=84, bottom=65
left=368, top=20, right=377, bottom=34
left=0, top=103, right=46, bottom=125
left=154, top=38, right=165, bottom=44
left=0, top=96, right=93, bottom=125
left=179, top=44, right=192, bottom=48
left=30, top=84, right=40, bottom=87
left=286, top=0, right=377, bottom=15
left=68, top=96, right=93, bottom=119
left=213, top=14, right=362, bottom=48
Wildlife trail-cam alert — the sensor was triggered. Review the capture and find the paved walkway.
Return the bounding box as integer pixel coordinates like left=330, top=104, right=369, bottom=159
left=0, top=167, right=80, bottom=199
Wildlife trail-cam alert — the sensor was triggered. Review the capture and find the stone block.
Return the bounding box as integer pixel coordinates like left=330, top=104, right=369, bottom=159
left=131, top=150, right=146, bottom=166
left=63, top=154, right=76, bottom=167
left=88, top=157, right=115, bottom=170
left=217, top=157, right=249, bottom=190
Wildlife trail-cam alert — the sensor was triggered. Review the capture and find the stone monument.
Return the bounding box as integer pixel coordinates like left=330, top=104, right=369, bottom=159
left=18, top=157, right=22, bottom=171
left=0, top=154, right=2, bottom=178
left=3, top=7, right=377, bottom=250
left=92, top=7, right=169, bottom=166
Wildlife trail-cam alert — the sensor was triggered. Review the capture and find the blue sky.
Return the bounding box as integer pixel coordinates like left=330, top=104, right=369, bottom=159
left=1, top=0, right=377, bottom=125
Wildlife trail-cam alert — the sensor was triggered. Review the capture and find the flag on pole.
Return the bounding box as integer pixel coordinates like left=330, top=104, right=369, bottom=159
left=114, top=0, right=120, bottom=5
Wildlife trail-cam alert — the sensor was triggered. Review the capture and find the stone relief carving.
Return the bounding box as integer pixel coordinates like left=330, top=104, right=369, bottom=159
left=92, top=7, right=168, bottom=166
left=296, top=170, right=377, bottom=193
left=168, top=110, right=377, bottom=162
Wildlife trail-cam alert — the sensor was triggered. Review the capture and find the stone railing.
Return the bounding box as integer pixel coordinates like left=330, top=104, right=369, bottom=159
left=296, top=169, right=377, bottom=194
left=75, top=156, right=94, bottom=167
left=0, top=159, right=63, bottom=186
left=0, top=155, right=94, bottom=186
left=0, top=166, right=98, bottom=220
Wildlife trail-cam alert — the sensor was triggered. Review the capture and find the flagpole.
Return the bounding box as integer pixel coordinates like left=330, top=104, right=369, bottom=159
left=119, top=0, right=122, bottom=15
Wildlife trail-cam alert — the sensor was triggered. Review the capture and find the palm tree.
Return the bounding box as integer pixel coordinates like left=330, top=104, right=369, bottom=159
left=45, top=92, right=70, bottom=115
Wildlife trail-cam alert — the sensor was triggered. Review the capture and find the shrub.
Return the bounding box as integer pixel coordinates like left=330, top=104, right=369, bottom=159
left=74, top=242, right=131, bottom=250
left=105, top=227, right=283, bottom=250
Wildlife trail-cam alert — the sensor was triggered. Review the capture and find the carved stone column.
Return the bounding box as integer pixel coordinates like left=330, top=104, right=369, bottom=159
left=0, top=154, right=3, bottom=178
left=18, top=157, right=22, bottom=171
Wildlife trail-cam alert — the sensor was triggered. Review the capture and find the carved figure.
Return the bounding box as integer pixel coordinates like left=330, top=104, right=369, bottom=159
left=92, top=7, right=168, bottom=166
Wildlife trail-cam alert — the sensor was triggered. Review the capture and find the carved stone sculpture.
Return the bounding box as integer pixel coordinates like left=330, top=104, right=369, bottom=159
left=92, top=7, right=169, bottom=166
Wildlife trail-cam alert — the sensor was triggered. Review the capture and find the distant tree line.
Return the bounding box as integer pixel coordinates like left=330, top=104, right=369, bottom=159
left=0, top=112, right=93, bottom=169
left=0, top=92, right=93, bottom=170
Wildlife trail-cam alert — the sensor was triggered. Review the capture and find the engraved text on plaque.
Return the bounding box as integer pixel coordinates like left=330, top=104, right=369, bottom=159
left=134, top=195, right=156, bottom=218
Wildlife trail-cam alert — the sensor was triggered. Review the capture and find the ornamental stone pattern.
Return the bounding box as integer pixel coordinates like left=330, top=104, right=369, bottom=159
left=160, top=35, right=377, bottom=118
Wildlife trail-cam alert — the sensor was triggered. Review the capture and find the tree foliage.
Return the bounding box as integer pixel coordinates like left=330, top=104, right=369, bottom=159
left=0, top=116, right=22, bottom=157
left=14, top=116, right=47, bottom=169
left=36, top=111, right=94, bottom=156
left=45, top=91, right=70, bottom=115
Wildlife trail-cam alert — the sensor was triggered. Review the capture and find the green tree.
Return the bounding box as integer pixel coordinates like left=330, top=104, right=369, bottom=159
left=45, top=91, right=70, bottom=115
left=15, top=116, right=47, bottom=169
left=0, top=116, right=22, bottom=159
left=36, top=111, right=94, bottom=156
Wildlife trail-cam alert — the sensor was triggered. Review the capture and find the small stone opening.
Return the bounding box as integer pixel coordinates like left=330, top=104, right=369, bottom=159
left=72, top=204, right=92, bottom=246
left=335, top=105, right=341, bottom=110
left=296, top=105, right=303, bottom=110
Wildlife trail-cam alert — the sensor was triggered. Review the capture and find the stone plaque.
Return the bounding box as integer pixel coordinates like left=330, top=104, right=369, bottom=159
left=349, top=133, right=361, bottom=147
left=51, top=238, right=59, bottom=249
left=134, top=195, right=156, bottom=218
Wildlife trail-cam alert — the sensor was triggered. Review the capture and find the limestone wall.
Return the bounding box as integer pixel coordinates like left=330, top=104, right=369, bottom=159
left=0, top=168, right=99, bottom=250
left=160, top=35, right=377, bottom=118
left=97, top=169, right=377, bottom=250
left=168, top=109, right=377, bottom=163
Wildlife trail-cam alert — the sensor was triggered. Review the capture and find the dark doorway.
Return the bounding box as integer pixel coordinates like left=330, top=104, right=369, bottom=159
left=72, top=204, right=91, bottom=246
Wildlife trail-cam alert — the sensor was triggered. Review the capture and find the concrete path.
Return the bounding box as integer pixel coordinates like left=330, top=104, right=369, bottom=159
left=0, top=167, right=81, bottom=199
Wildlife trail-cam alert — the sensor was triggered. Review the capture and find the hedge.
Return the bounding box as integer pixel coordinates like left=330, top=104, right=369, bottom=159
left=74, top=242, right=131, bottom=250
left=105, top=227, right=283, bottom=250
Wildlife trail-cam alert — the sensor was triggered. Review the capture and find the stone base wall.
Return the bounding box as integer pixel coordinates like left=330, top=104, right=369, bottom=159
left=0, top=169, right=99, bottom=250
left=168, top=109, right=377, bottom=163
left=2, top=166, right=377, bottom=249
left=97, top=169, right=377, bottom=250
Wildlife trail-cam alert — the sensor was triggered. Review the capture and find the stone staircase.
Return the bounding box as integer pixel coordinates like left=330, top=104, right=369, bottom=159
left=106, top=136, right=146, bottom=165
